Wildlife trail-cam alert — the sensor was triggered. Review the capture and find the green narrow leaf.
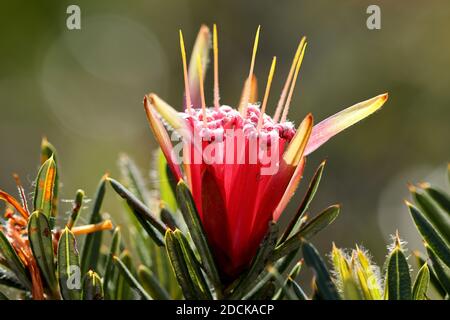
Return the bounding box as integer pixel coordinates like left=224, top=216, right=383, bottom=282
left=413, top=250, right=446, bottom=298
left=81, top=175, right=107, bottom=275
left=67, top=189, right=85, bottom=229
left=267, top=266, right=297, bottom=300
left=425, top=244, right=450, bottom=294
left=302, top=241, right=340, bottom=300
left=411, top=186, right=450, bottom=242
left=158, top=149, right=178, bottom=212
left=273, top=205, right=340, bottom=261
left=386, top=241, right=411, bottom=300
left=82, top=270, right=103, bottom=300
left=280, top=160, right=326, bottom=242
left=174, top=230, right=212, bottom=299
left=160, top=206, right=179, bottom=231
left=0, top=266, right=27, bottom=290
left=57, top=228, right=81, bottom=300
left=103, top=227, right=121, bottom=297
left=331, top=245, right=362, bottom=300
left=424, top=186, right=450, bottom=216
left=114, top=251, right=135, bottom=300
left=129, top=204, right=165, bottom=247
left=164, top=229, right=204, bottom=299
left=407, top=202, right=450, bottom=268
left=108, top=177, right=166, bottom=237
left=28, top=211, right=58, bottom=296
left=412, top=263, right=430, bottom=300
left=175, top=181, right=222, bottom=296
left=287, top=278, right=308, bottom=300
left=40, top=138, right=59, bottom=223
left=273, top=260, right=303, bottom=300
left=240, top=255, right=295, bottom=300
left=113, top=256, right=151, bottom=300
left=33, top=156, right=57, bottom=220
left=138, top=265, right=171, bottom=300
left=353, top=249, right=382, bottom=300
left=230, top=222, right=279, bottom=299
left=0, top=230, right=30, bottom=290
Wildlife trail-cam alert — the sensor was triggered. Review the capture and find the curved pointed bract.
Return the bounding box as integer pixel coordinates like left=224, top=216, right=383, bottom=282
left=305, top=93, right=388, bottom=155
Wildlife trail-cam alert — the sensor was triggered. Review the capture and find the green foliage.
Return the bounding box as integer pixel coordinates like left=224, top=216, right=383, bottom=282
left=107, top=157, right=339, bottom=300
left=57, top=228, right=81, bottom=300
left=28, top=211, right=58, bottom=296
left=0, top=139, right=113, bottom=300
left=385, top=237, right=412, bottom=300
left=82, top=270, right=103, bottom=300
left=2, top=139, right=447, bottom=301
left=407, top=165, right=450, bottom=299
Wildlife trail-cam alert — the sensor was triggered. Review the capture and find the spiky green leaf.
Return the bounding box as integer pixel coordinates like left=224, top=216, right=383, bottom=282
left=113, top=256, right=151, bottom=300
left=103, top=227, right=121, bottom=296
left=281, top=160, right=326, bottom=242
left=57, top=228, right=81, bottom=300
left=82, top=270, right=103, bottom=300
left=413, top=251, right=446, bottom=298
left=81, top=175, right=107, bottom=275
left=302, top=241, right=340, bottom=300
left=230, top=222, right=279, bottom=299
left=33, top=156, right=57, bottom=220
left=386, top=244, right=411, bottom=300
left=67, top=189, right=84, bottom=229
left=407, top=202, right=450, bottom=268
left=175, top=181, right=221, bottom=295
left=412, top=263, right=430, bottom=300
left=426, top=244, right=450, bottom=294
left=411, top=187, right=450, bottom=242
left=108, top=177, right=166, bottom=241
left=165, top=229, right=205, bottom=300
left=273, top=205, right=340, bottom=260
left=28, top=211, right=58, bottom=295
left=174, top=230, right=212, bottom=299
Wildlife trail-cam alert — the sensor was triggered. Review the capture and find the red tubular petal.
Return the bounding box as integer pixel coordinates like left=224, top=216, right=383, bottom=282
left=201, top=168, right=233, bottom=276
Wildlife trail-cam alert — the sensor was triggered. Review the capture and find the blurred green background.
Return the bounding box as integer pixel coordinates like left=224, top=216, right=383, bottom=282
left=0, top=0, right=449, bottom=268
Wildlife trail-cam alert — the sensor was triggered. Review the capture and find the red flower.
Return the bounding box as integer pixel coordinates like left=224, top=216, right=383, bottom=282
left=144, top=25, right=388, bottom=280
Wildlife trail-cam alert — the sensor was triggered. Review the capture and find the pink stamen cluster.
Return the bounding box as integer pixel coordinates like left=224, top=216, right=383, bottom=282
left=182, top=105, right=296, bottom=143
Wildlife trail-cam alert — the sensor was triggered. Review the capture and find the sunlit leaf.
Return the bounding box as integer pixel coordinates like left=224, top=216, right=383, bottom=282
left=407, top=202, right=450, bottom=268
left=33, top=156, right=57, bottom=221
left=412, top=263, right=430, bottom=300
left=385, top=242, right=411, bottom=300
